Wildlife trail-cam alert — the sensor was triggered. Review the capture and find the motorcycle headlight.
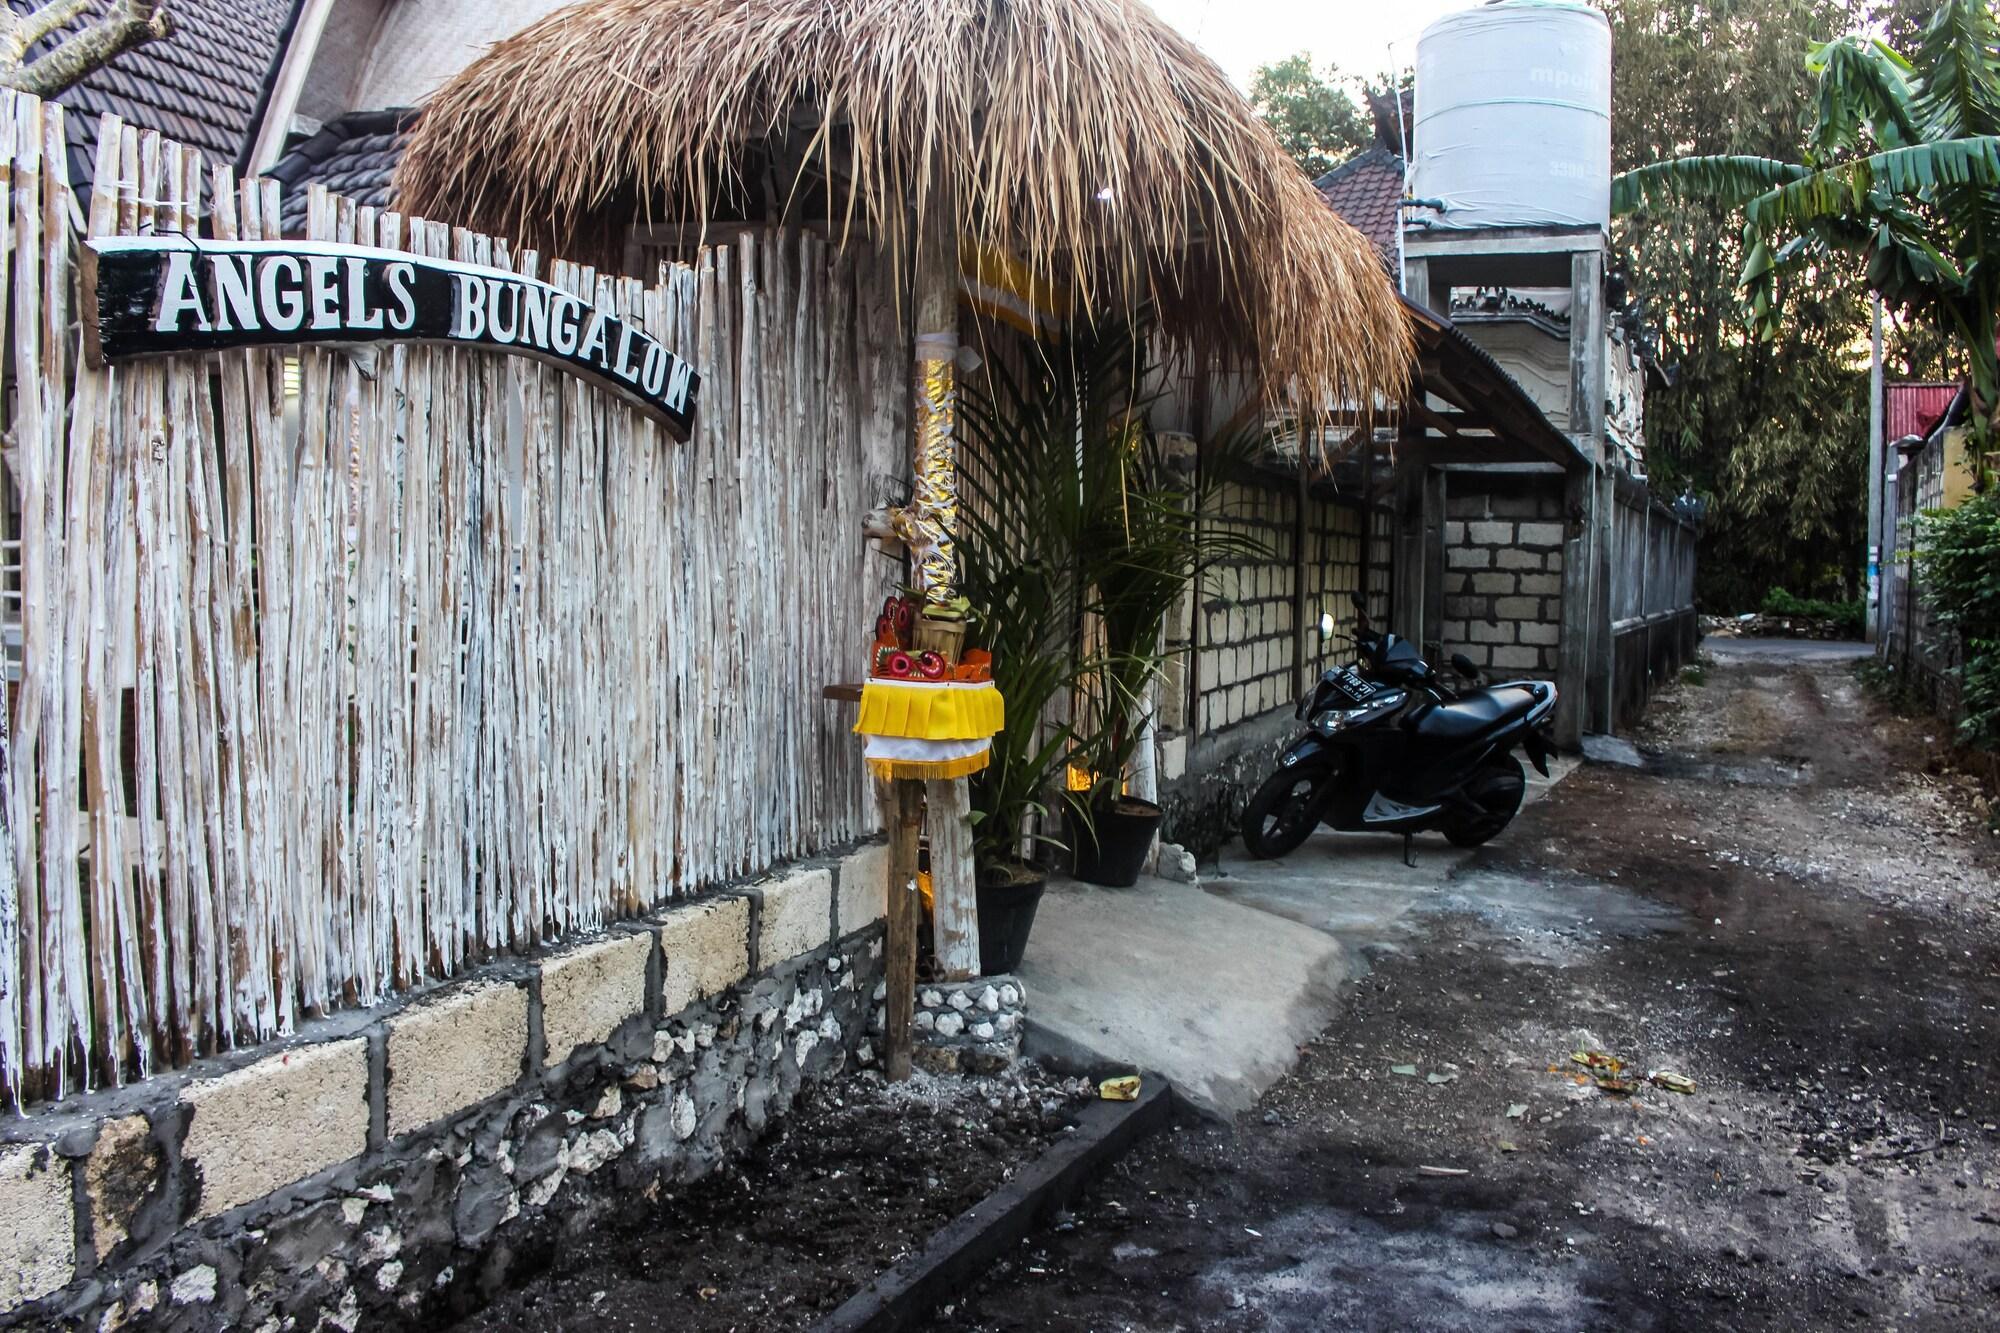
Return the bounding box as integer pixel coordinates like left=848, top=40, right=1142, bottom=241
left=1311, top=690, right=1405, bottom=736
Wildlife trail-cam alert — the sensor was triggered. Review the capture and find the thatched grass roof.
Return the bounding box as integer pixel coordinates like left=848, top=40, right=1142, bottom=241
left=392, top=0, right=1411, bottom=409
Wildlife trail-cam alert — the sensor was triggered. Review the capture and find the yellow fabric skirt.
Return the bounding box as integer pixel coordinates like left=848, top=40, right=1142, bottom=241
left=853, top=680, right=1004, bottom=742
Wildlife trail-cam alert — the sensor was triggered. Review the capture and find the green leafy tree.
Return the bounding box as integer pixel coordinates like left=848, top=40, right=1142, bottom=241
left=1915, top=492, right=2000, bottom=746
left=1250, top=53, right=1372, bottom=180
left=1604, top=0, right=1961, bottom=608
left=1615, top=0, right=2000, bottom=422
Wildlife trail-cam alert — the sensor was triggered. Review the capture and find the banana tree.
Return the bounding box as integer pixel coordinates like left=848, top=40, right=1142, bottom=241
left=1613, top=0, right=2000, bottom=425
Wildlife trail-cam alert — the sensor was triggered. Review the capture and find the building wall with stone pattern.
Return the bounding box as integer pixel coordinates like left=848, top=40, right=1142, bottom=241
left=1196, top=479, right=1301, bottom=736
left=0, top=843, right=890, bottom=1332
left=1440, top=475, right=1566, bottom=679
left=1153, top=473, right=1389, bottom=857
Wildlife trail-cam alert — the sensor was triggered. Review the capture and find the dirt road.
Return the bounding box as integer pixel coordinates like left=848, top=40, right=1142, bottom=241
left=953, top=645, right=2000, bottom=1331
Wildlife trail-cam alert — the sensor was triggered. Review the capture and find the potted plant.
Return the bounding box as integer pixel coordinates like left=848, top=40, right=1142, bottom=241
left=1063, top=417, right=1237, bottom=885
left=958, top=315, right=1265, bottom=908
left=957, top=332, right=1104, bottom=964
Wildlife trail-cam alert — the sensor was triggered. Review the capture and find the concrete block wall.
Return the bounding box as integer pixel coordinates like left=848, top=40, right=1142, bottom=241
left=0, top=843, right=889, bottom=1332
left=1157, top=473, right=1383, bottom=858
left=1440, top=476, right=1566, bottom=678
left=1301, top=501, right=1367, bottom=677
left=1195, top=479, right=1298, bottom=734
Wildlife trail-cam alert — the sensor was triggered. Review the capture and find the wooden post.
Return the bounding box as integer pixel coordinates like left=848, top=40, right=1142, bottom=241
left=1555, top=462, right=1593, bottom=750
left=883, top=780, right=923, bottom=1081
left=911, top=193, right=981, bottom=983
left=925, top=777, right=980, bottom=978
left=1293, top=424, right=1310, bottom=697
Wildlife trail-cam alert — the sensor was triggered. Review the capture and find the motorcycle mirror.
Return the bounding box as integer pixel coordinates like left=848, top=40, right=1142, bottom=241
left=1451, top=652, right=1479, bottom=678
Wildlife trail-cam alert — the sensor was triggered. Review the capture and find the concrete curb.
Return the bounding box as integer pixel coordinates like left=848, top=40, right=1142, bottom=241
left=813, top=1074, right=1174, bottom=1333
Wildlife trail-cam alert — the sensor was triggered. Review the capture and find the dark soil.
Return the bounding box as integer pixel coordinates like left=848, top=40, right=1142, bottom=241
left=947, top=649, right=2000, bottom=1331
left=448, top=1068, right=1091, bottom=1332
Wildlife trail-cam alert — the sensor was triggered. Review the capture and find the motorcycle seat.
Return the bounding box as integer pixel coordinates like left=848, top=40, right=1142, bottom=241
left=1414, top=684, right=1542, bottom=742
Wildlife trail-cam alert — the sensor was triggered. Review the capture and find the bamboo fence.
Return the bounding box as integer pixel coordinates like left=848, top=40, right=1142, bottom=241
left=0, top=92, right=899, bottom=1105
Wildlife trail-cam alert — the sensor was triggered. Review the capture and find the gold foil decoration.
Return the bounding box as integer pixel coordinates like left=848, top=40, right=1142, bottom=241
left=912, top=354, right=959, bottom=603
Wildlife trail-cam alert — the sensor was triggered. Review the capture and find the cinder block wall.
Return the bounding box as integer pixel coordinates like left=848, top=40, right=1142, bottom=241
left=1439, top=476, right=1566, bottom=679
left=0, top=844, right=890, bottom=1332
left=1301, top=501, right=1369, bottom=676
left=1156, top=475, right=1382, bottom=857
left=1195, top=479, right=1299, bottom=734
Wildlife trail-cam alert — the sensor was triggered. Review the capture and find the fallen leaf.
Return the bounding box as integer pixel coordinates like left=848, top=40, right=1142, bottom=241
left=1507, top=1103, right=1529, bottom=1119
left=1427, top=1072, right=1458, bottom=1085
left=1391, top=1064, right=1419, bottom=1077
left=1498, top=1140, right=1519, bottom=1153
left=1418, top=1165, right=1470, bottom=1177
left=1649, top=1071, right=1697, bottom=1095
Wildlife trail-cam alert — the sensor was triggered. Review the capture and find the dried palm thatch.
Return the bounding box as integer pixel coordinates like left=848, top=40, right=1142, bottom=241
left=393, top=0, right=1411, bottom=409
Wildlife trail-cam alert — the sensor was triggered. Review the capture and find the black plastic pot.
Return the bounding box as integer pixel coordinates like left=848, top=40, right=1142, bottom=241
left=975, top=864, right=1047, bottom=975
left=1068, top=796, right=1164, bottom=888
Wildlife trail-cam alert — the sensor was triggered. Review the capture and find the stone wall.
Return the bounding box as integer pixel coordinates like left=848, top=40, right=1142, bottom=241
left=913, top=978, right=1026, bottom=1074
left=1155, top=474, right=1384, bottom=859
left=1440, top=476, right=1566, bottom=678
left=1194, top=479, right=1299, bottom=736
left=0, top=842, right=891, bottom=1332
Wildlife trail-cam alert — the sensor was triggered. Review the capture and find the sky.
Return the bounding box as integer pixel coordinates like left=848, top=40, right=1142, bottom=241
left=1144, top=0, right=1472, bottom=87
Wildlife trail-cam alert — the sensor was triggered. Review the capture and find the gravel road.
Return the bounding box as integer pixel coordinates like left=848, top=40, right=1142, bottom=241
left=950, top=648, right=2000, bottom=1332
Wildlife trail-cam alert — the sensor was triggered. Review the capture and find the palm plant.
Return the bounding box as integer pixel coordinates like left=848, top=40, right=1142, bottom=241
left=1612, top=0, right=2000, bottom=422
left=957, top=316, right=1264, bottom=873
left=956, top=327, right=1104, bottom=874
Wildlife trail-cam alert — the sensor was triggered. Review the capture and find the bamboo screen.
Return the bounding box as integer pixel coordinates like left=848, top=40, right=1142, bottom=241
left=0, top=94, right=899, bottom=1104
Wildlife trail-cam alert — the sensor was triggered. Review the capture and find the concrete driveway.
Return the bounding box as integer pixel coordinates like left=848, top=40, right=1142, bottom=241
left=1019, top=758, right=1576, bottom=1115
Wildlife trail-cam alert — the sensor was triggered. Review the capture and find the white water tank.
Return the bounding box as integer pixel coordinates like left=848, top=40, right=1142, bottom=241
left=1411, top=0, right=1613, bottom=232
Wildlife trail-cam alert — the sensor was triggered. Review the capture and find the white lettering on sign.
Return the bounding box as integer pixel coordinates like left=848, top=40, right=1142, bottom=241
left=261, top=254, right=305, bottom=333
left=90, top=237, right=702, bottom=439
left=384, top=262, right=417, bottom=331
left=213, top=254, right=258, bottom=333
left=154, top=250, right=212, bottom=333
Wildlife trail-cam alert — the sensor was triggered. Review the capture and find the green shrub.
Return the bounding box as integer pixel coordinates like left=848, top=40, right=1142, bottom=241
left=1759, top=587, right=1865, bottom=638
left=1915, top=493, right=2000, bottom=748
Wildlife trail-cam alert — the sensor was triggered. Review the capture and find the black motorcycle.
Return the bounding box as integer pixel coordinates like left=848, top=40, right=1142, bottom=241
left=1240, top=598, right=1557, bottom=859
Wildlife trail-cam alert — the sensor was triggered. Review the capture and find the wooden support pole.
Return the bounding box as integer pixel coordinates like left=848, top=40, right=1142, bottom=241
left=925, top=778, right=980, bottom=980
left=1293, top=422, right=1309, bottom=696
left=911, top=187, right=980, bottom=982
left=883, top=779, right=923, bottom=1081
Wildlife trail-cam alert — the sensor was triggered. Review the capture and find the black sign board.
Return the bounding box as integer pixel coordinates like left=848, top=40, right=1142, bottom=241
left=86, top=237, right=701, bottom=441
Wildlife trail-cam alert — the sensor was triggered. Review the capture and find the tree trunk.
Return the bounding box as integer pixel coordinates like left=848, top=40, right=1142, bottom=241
left=0, top=0, right=172, bottom=100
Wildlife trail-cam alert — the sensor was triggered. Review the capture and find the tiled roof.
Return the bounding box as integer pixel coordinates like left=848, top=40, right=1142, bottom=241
left=1885, top=382, right=1960, bottom=445
left=267, top=108, right=420, bottom=235
left=15, top=0, right=296, bottom=188
left=1315, top=145, right=1404, bottom=265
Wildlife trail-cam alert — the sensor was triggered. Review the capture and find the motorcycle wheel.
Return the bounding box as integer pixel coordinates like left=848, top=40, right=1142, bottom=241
left=1241, top=768, right=1324, bottom=858
left=1443, top=755, right=1526, bottom=848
